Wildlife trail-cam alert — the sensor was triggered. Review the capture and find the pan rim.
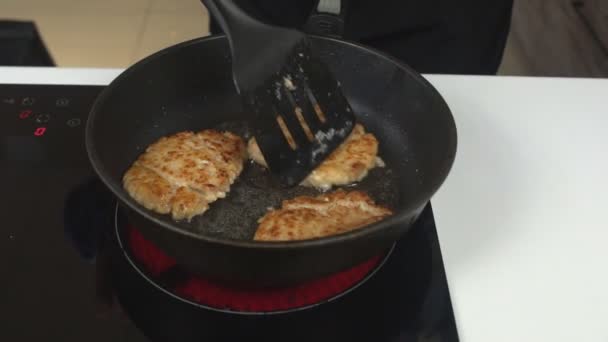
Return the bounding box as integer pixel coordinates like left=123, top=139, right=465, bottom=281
left=85, top=34, right=457, bottom=250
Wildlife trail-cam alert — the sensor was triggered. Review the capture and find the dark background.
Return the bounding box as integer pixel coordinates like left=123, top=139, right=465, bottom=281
left=0, top=0, right=606, bottom=77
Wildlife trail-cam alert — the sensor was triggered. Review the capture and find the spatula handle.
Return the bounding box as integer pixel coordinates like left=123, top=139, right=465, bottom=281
left=201, top=0, right=306, bottom=94
left=201, top=0, right=258, bottom=43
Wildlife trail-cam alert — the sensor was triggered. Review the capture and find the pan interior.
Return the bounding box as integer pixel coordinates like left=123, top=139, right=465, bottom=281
left=88, top=36, right=455, bottom=242
left=140, top=116, right=404, bottom=241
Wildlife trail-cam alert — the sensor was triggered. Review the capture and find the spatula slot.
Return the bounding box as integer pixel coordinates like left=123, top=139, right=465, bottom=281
left=282, top=72, right=324, bottom=141
left=275, top=115, right=298, bottom=150
left=276, top=85, right=313, bottom=147
left=305, top=85, right=327, bottom=123
left=294, top=107, right=315, bottom=142
left=282, top=88, right=315, bottom=143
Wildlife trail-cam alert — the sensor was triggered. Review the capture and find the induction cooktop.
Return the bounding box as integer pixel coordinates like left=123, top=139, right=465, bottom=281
left=1, top=84, right=458, bottom=342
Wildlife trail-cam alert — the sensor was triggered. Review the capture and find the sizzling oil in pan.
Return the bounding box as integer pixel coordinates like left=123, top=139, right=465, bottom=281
left=152, top=120, right=402, bottom=241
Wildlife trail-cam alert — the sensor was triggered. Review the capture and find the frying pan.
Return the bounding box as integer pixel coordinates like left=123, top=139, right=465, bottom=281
left=85, top=33, right=457, bottom=287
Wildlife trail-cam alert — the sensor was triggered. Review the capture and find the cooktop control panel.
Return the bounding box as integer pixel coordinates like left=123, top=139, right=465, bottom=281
left=0, top=84, right=104, bottom=166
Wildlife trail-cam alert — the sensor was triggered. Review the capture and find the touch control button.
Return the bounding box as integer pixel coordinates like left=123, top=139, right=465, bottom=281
left=56, top=98, right=70, bottom=107
left=35, top=114, right=51, bottom=123
left=19, top=110, right=33, bottom=119
left=21, top=97, right=35, bottom=106
left=67, top=118, right=81, bottom=127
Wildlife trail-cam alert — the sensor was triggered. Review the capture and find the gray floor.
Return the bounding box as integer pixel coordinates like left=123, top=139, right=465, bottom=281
left=499, top=0, right=608, bottom=77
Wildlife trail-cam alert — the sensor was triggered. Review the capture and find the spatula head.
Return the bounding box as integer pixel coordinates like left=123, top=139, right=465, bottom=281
left=243, top=39, right=356, bottom=187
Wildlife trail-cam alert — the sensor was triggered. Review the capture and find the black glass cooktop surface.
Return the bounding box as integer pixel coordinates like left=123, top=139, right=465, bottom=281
left=1, top=84, right=458, bottom=342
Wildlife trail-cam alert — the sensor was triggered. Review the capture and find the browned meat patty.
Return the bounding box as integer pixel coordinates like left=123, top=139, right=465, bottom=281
left=123, top=130, right=246, bottom=221
left=254, top=190, right=393, bottom=241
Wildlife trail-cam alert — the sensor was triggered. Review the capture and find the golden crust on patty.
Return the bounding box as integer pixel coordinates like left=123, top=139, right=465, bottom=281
left=254, top=190, right=393, bottom=241
left=123, top=130, right=246, bottom=221
left=247, top=124, right=383, bottom=190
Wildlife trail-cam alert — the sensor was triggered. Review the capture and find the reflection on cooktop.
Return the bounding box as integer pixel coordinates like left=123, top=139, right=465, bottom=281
left=2, top=84, right=458, bottom=342
left=63, top=178, right=458, bottom=342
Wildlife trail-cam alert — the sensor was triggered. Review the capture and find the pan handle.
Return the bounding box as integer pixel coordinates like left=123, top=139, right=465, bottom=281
left=303, top=0, right=349, bottom=38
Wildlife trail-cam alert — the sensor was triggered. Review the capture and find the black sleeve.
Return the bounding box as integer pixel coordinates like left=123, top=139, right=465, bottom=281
left=346, top=0, right=514, bottom=75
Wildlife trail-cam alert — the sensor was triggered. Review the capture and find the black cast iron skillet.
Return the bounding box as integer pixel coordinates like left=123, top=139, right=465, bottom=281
left=85, top=34, right=457, bottom=287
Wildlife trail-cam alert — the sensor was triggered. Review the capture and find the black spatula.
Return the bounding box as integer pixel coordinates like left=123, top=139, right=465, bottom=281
left=202, top=0, right=356, bottom=187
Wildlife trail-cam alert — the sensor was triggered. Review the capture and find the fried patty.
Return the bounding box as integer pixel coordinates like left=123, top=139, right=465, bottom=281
left=247, top=124, right=383, bottom=190
left=123, top=130, right=246, bottom=221
left=254, top=190, right=393, bottom=241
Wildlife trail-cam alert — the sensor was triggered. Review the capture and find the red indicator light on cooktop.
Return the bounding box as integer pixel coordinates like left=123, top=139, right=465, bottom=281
left=19, top=110, right=32, bottom=119
left=34, top=127, right=47, bottom=136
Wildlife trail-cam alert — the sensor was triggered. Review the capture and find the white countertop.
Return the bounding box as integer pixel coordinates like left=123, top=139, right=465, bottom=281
left=1, top=67, right=607, bottom=342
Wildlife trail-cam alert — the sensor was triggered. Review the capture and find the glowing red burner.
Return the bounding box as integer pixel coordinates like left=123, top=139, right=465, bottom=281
left=127, top=227, right=385, bottom=313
